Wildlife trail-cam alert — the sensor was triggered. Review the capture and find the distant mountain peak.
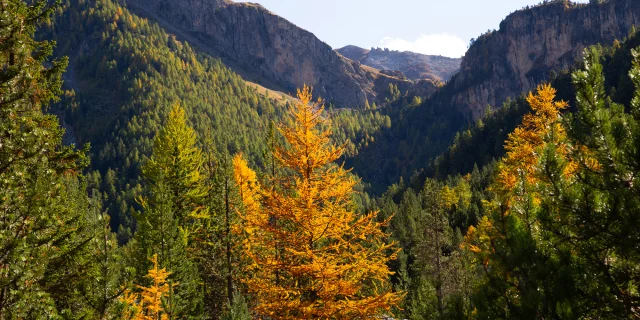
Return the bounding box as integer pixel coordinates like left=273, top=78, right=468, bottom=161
left=336, top=45, right=461, bottom=82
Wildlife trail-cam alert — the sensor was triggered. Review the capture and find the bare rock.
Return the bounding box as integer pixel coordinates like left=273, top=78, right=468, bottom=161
left=337, top=45, right=462, bottom=82
left=450, top=0, right=640, bottom=119
left=124, top=0, right=412, bottom=108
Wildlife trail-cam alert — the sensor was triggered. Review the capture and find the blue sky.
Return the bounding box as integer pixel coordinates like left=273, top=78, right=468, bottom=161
left=246, top=0, right=588, bottom=58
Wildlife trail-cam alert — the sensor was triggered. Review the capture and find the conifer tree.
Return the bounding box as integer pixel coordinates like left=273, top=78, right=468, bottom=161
left=141, top=104, right=208, bottom=227
left=464, top=84, right=573, bottom=319
left=221, top=291, right=251, bottom=320
left=198, top=131, right=241, bottom=318
left=233, top=86, right=403, bottom=319
left=133, top=104, right=208, bottom=319
left=80, top=191, right=127, bottom=318
left=401, top=179, right=473, bottom=320
left=121, top=254, right=172, bottom=320
left=539, top=47, right=640, bottom=318
left=0, top=0, right=94, bottom=317
left=418, top=181, right=465, bottom=319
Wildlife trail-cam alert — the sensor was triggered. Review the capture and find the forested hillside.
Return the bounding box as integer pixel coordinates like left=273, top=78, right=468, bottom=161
left=42, top=0, right=390, bottom=238
left=349, top=0, right=640, bottom=192
left=377, top=24, right=640, bottom=320
left=3, top=0, right=640, bottom=319
left=44, top=0, right=281, bottom=236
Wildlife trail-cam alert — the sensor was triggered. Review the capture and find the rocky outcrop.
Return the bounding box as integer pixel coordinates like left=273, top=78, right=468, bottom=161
left=379, top=69, right=409, bottom=80
left=449, top=0, right=640, bottom=119
left=123, top=0, right=413, bottom=108
left=337, top=45, right=461, bottom=82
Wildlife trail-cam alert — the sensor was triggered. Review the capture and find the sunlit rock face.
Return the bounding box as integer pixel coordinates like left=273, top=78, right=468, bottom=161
left=125, top=0, right=418, bottom=109
left=337, top=45, right=462, bottom=82
left=449, top=0, right=640, bottom=119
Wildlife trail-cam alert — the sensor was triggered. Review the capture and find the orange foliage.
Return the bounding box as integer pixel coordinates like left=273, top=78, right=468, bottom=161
left=233, top=86, right=403, bottom=319
left=464, top=84, right=568, bottom=266
left=494, top=83, right=568, bottom=199
left=121, top=254, right=172, bottom=320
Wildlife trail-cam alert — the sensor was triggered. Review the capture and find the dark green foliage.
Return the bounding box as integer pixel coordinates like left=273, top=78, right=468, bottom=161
left=0, top=0, right=97, bottom=317
left=542, top=47, right=640, bottom=317
left=429, top=98, right=529, bottom=179
left=77, top=191, right=127, bottom=319
left=329, top=107, right=391, bottom=157
left=130, top=105, right=208, bottom=318
left=48, top=179, right=126, bottom=319
left=44, top=0, right=282, bottom=235
left=378, top=177, right=477, bottom=319
left=197, top=134, right=245, bottom=319
left=347, top=95, right=466, bottom=193
left=221, top=291, right=251, bottom=320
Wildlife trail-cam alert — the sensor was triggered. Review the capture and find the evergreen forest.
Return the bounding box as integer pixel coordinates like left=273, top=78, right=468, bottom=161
left=1, top=0, right=639, bottom=319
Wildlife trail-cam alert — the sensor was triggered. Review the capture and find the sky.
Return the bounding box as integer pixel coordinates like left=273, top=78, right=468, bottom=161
left=246, top=0, right=588, bottom=58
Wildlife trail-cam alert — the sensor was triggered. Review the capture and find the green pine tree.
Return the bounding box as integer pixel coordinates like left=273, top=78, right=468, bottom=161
left=132, top=104, right=209, bottom=319
left=197, top=130, right=242, bottom=319
left=407, top=179, right=473, bottom=320
left=0, top=0, right=94, bottom=317
left=221, top=291, right=251, bottom=320
left=538, top=47, right=640, bottom=318
left=79, top=190, right=127, bottom=318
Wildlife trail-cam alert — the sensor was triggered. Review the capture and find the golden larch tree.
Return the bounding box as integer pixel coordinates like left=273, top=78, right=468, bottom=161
left=495, top=83, right=569, bottom=198
left=121, top=254, right=172, bottom=320
left=233, top=86, right=403, bottom=319
left=465, top=84, right=570, bottom=260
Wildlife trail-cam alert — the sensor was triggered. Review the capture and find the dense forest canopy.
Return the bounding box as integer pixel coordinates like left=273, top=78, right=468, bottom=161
left=1, top=0, right=640, bottom=318
left=40, top=0, right=391, bottom=240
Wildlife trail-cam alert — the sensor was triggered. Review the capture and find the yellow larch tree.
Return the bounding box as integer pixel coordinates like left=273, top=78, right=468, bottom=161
left=494, top=83, right=569, bottom=200
left=466, top=84, right=570, bottom=261
left=233, top=85, right=403, bottom=319
left=463, top=84, right=582, bottom=317
left=121, top=254, right=172, bottom=320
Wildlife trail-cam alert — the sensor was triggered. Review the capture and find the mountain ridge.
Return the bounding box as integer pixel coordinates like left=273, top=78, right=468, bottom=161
left=336, top=45, right=462, bottom=82
left=449, top=0, right=640, bottom=119
left=123, top=0, right=427, bottom=108
left=346, top=0, right=640, bottom=191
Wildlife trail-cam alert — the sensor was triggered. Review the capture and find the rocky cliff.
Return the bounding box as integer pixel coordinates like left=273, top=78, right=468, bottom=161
left=123, top=0, right=416, bottom=108
left=337, top=45, right=461, bottom=82
left=449, top=0, right=640, bottom=119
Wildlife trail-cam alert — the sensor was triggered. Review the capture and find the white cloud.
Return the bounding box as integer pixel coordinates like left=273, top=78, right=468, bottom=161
left=379, top=33, right=467, bottom=58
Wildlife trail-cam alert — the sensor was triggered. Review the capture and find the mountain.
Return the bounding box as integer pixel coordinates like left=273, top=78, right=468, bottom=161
left=46, top=0, right=640, bottom=209
left=43, top=0, right=400, bottom=233
left=348, top=0, right=640, bottom=191
left=121, top=0, right=422, bottom=108
left=336, top=45, right=461, bottom=82
left=449, top=0, right=640, bottom=119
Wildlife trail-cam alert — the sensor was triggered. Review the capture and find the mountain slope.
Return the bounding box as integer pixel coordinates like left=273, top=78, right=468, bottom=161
left=44, top=0, right=395, bottom=234
left=47, top=0, right=283, bottom=233
left=122, top=0, right=417, bottom=109
left=349, top=0, right=640, bottom=192
left=451, top=0, right=640, bottom=119
left=337, top=45, right=461, bottom=82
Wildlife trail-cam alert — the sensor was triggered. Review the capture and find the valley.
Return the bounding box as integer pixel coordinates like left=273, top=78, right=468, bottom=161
left=3, top=0, right=640, bottom=318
